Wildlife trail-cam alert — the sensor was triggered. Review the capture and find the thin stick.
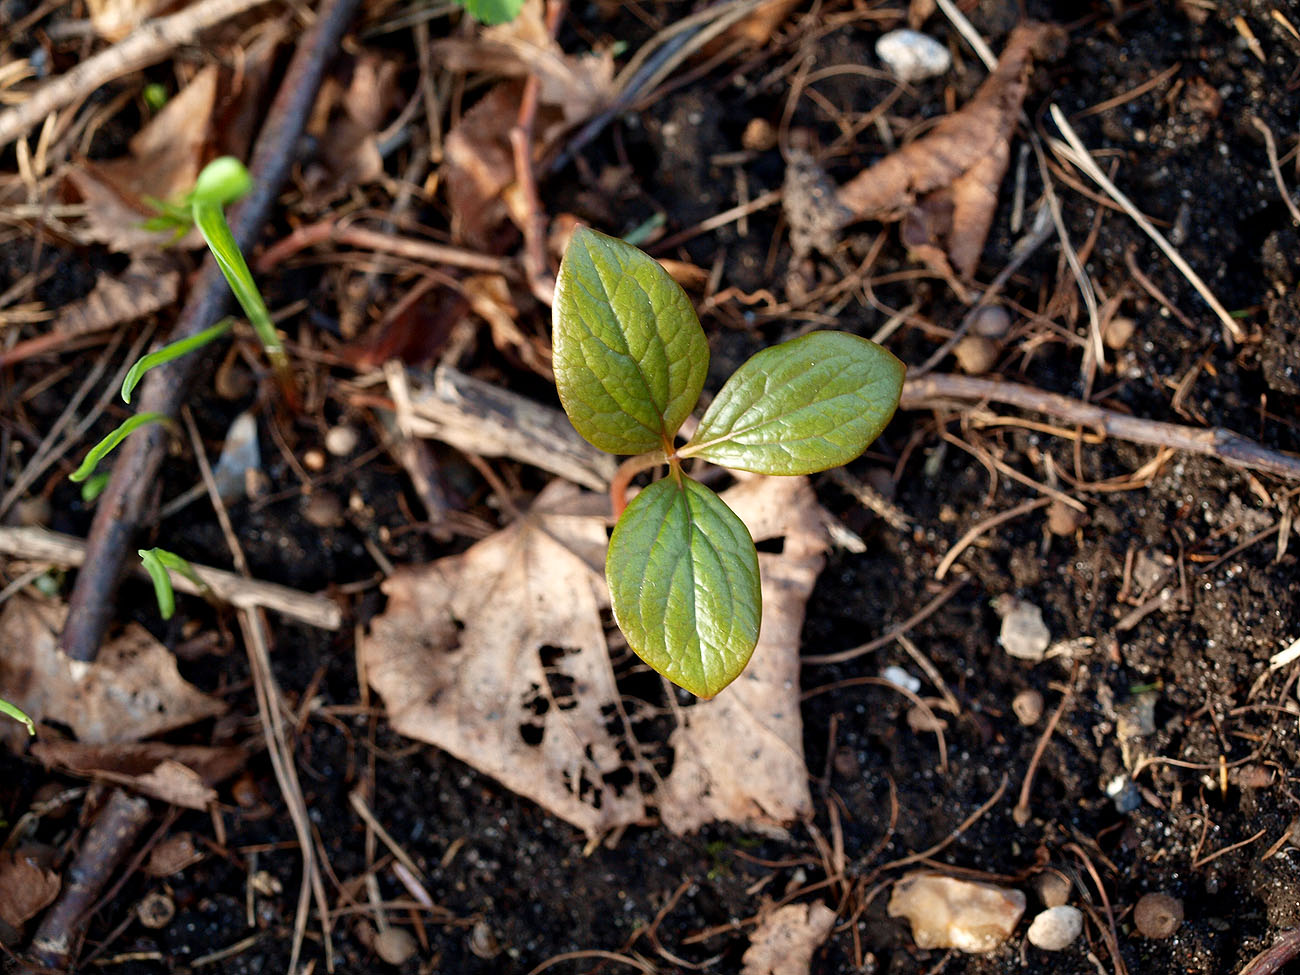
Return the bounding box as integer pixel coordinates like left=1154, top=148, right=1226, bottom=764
left=804, top=576, right=968, bottom=666
left=0, top=526, right=341, bottom=628
left=936, top=497, right=1050, bottom=580
left=877, top=774, right=1009, bottom=872
left=0, top=0, right=274, bottom=148
left=902, top=373, right=1300, bottom=481
left=1236, top=928, right=1300, bottom=975
left=1250, top=117, right=1300, bottom=227
left=1048, top=104, right=1244, bottom=345
left=60, top=0, right=362, bottom=663
left=1012, top=665, right=1077, bottom=825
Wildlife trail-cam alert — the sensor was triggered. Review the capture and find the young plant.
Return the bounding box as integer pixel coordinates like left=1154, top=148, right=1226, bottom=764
left=0, top=698, right=35, bottom=736
left=553, top=228, right=905, bottom=698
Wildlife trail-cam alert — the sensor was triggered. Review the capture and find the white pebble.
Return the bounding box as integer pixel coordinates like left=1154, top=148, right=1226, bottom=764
left=325, top=424, right=359, bottom=456
left=888, top=872, right=1025, bottom=953
left=876, top=30, right=952, bottom=83
left=1027, top=906, right=1083, bottom=951
left=996, top=598, right=1051, bottom=662
left=882, top=665, right=921, bottom=694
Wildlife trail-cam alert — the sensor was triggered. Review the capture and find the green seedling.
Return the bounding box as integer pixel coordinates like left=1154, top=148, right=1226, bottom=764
left=69, top=412, right=170, bottom=483
left=122, top=318, right=233, bottom=404
left=455, top=0, right=524, bottom=25
left=553, top=228, right=905, bottom=698
left=138, top=547, right=206, bottom=620
left=0, top=699, right=35, bottom=736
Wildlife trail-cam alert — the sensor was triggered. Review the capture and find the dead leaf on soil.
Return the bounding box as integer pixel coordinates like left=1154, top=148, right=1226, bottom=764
left=438, top=0, right=615, bottom=247
left=741, top=901, right=838, bottom=975
left=65, top=64, right=218, bottom=253
left=362, top=475, right=826, bottom=839
left=0, top=596, right=225, bottom=747
left=0, top=851, right=60, bottom=928
left=31, top=742, right=246, bottom=809
left=51, top=255, right=179, bottom=336
left=784, top=22, right=1064, bottom=279
left=360, top=480, right=643, bottom=841
left=657, top=476, right=824, bottom=836
left=302, top=53, right=403, bottom=206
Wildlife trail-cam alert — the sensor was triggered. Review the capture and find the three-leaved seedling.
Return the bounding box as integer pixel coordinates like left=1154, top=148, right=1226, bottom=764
left=553, top=228, right=905, bottom=698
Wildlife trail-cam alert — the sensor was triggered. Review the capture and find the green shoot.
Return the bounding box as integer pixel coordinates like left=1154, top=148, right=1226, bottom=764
left=189, top=158, right=288, bottom=377
left=122, top=318, right=233, bottom=404
left=138, top=547, right=206, bottom=620
left=80, top=471, right=112, bottom=503
left=553, top=228, right=905, bottom=697
left=0, top=699, right=35, bottom=736
left=70, top=413, right=169, bottom=483
left=455, top=0, right=524, bottom=25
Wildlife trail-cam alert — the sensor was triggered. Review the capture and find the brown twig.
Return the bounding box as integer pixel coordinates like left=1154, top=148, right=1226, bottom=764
left=1013, top=664, right=1077, bottom=825
left=28, top=790, right=151, bottom=969
left=1236, top=928, right=1300, bottom=975
left=59, top=0, right=362, bottom=663
left=901, top=374, right=1300, bottom=482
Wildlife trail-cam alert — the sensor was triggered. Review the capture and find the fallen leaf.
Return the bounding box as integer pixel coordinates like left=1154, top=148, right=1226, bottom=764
left=0, top=596, right=225, bottom=746
left=360, top=480, right=644, bottom=840
left=0, top=851, right=60, bottom=928
left=361, top=475, right=828, bottom=839
left=302, top=53, right=403, bottom=206
left=784, top=22, right=1064, bottom=278
left=741, top=901, right=838, bottom=975
left=31, top=742, right=246, bottom=809
left=657, top=476, right=824, bottom=835
left=51, top=255, right=180, bottom=336
left=438, top=0, right=615, bottom=246
left=66, top=65, right=218, bottom=253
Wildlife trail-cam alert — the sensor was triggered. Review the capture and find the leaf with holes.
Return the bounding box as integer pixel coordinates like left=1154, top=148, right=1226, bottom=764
left=680, top=331, right=905, bottom=475
left=553, top=227, right=708, bottom=455
left=607, top=475, right=761, bottom=698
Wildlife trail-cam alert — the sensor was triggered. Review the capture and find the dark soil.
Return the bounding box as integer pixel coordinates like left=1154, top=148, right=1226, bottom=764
left=4, top=1, right=1300, bottom=973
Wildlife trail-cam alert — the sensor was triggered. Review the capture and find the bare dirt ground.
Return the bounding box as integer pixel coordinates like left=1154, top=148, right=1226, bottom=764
left=3, top=1, right=1300, bottom=973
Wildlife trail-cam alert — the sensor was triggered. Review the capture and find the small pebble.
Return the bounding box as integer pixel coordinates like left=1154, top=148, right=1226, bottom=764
left=907, top=704, right=948, bottom=733
left=876, top=29, right=952, bottom=83
left=303, top=448, right=327, bottom=472
left=1012, top=689, right=1044, bottom=725
left=1134, top=893, right=1183, bottom=939
left=1027, top=905, right=1083, bottom=950
left=1033, top=872, right=1072, bottom=908
left=374, top=927, right=417, bottom=965
left=1103, top=315, right=1136, bottom=350
left=996, top=598, right=1051, bottom=662
left=742, top=117, right=777, bottom=152
left=954, top=335, right=999, bottom=374
left=971, top=305, right=1012, bottom=339
left=1047, top=500, right=1087, bottom=535
left=888, top=872, right=1025, bottom=953
left=325, top=424, right=359, bottom=456
left=303, top=492, right=344, bottom=529
left=882, top=665, right=921, bottom=694
left=136, top=891, right=176, bottom=929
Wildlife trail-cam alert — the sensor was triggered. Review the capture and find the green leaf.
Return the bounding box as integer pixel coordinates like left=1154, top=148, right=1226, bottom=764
left=123, top=318, right=232, bottom=403
left=680, top=331, right=905, bottom=475
left=606, top=475, right=760, bottom=698
left=138, top=549, right=177, bottom=620
left=70, top=412, right=169, bottom=482
left=553, top=227, right=709, bottom=455
left=0, top=698, right=35, bottom=736
left=456, top=0, right=524, bottom=24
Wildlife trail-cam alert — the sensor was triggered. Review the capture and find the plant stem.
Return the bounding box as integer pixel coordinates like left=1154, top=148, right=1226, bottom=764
left=609, top=450, right=667, bottom=519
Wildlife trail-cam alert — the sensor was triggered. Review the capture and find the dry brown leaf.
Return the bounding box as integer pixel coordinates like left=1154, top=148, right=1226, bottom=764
left=785, top=22, right=1063, bottom=278
left=51, top=255, right=179, bottom=336
left=362, top=476, right=828, bottom=839
left=301, top=54, right=402, bottom=206
left=66, top=64, right=217, bottom=253
left=0, top=596, right=225, bottom=746
left=438, top=0, right=615, bottom=247
left=657, top=476, right=824, bottom=835
left=0, top=851, right=61, bottom=928
left=84, top=0, right=171, bottom=41
left=31, top=742, right=245, bottom=809
left=462, top=273, right=552, bottom=378
left=360, top=480, right=644, bottom=841
left=741, top=901, right=837, bottom=975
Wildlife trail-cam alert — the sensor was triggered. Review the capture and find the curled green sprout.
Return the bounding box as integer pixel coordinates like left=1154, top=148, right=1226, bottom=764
left=138, top=547, right=207, bottom=620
